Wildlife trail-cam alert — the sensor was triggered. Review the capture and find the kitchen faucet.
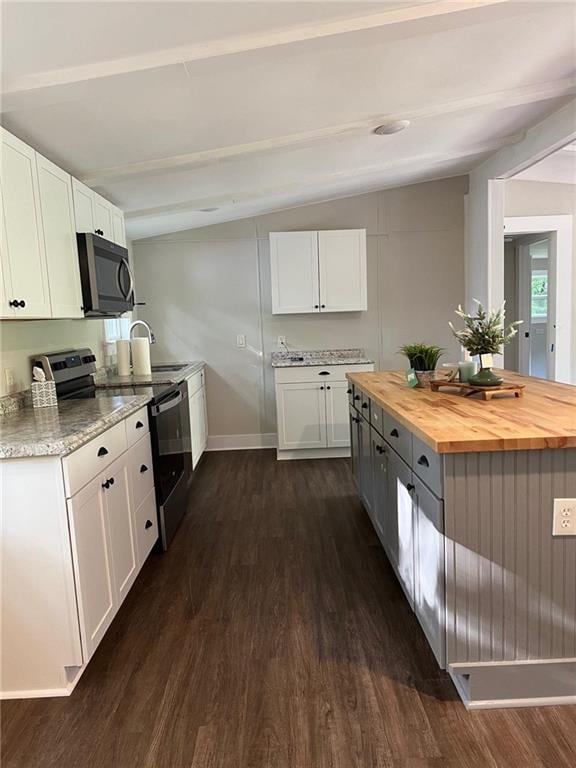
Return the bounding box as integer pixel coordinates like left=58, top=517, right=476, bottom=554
left=129, top=319, right=156, bottom=344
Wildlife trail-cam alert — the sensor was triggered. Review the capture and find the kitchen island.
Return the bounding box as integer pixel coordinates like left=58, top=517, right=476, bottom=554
left=347, top=370, right=576, bottom=709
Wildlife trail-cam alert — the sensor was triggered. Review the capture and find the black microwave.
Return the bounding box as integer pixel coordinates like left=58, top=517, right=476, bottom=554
left=77, top=233, right=135, bottom=316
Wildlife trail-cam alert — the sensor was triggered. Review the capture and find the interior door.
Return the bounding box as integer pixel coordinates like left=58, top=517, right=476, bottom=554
left=518, top=233, right=555, bottom=379
left=67, top=474, right=116, bottom=661
left=276, top=382, right=327, bottom=449
left=270, top=232, right=319, bottom=314
left=0, top=128, right=51, bottom=318
left=36, top=154, right=83, bottom=318
left=325, top=381, right=351, bottom=448
left=318, top=229, right=367, bottom=312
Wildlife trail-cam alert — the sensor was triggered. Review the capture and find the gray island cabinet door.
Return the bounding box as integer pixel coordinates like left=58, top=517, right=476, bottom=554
left=358, top=413, right=374, bottom=516
left=349, top=405, right=360, bottom=489
left=386, top=448, right=415, bottom=608
left=370, top=426, right=388, bottom=544
left=413, top=476, right=446, bottom=668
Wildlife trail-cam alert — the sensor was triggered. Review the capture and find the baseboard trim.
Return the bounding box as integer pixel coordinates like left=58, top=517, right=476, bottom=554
left=277, top=447, right=351, bottom=460
left=206, top=433, right=277, bottom=451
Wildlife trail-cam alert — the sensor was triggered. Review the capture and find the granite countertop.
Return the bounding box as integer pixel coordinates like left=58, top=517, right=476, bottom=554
left=0, top=394, right=150, bottom=459
left=271, top=348, right=374, bottom=368
left=95, top=361, right=205, bottom=387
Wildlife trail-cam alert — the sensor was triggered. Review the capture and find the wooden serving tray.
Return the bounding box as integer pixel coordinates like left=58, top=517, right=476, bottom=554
left=430, top=380, right=526, bottom=401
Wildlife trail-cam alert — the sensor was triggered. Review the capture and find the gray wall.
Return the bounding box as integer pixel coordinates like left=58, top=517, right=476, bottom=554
left=132, top=177, right=467, bottom=439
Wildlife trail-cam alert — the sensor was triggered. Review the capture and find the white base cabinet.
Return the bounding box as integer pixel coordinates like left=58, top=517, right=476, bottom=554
left=188, top=367, right=208, bottom=469
left=1, top=407, right=158, bottom=699
left=274, top=363, right=374, bottom=458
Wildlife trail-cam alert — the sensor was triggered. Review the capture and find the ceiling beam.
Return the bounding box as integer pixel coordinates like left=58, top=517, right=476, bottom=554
left=80, top=78, right=574, bottom=186
left=124, top=133, right=523, bottom=220
left=1, top=0, right=509, bottom=95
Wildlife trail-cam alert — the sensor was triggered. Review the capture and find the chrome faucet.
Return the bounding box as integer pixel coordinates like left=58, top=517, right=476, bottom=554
left=129, top=319, right=156, bottom=344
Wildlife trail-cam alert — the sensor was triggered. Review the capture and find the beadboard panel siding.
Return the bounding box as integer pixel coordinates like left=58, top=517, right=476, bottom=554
left=444, top=449, right=576, bottom=665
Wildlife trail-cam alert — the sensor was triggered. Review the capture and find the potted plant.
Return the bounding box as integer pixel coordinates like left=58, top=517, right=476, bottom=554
left=449, top=301, right=522, bottom=387
left=399, top=343, right=444, bottom=388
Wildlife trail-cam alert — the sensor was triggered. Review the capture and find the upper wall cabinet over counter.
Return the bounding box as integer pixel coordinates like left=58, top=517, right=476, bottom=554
left=0, top=127, right=127, bottom=320
left=270, top=229, right=367, bottom=314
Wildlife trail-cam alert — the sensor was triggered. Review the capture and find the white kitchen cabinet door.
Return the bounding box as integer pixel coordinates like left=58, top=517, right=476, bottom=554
left=36, top=154, right=83, bottom=318
left=67, top=474, right=116, bottom=661
left=72, top=178, right=95, bottom=234
left=270, top=231, right=319, bottom=314
left=0, top=128, right=51, bottom=318
left=93, top=193, right=113, bottom=240
left=325, top=381, right=351, bottom=448
left=111, top=205, right=127, bottom=247
left=0, top=182, right=12, bottom=316
left=318, top=229, right=367, bottom=312
left=190, top=386, right=206, bottom=469
left=276, top=382, right=327, bottom=450
left=105, top=456, right=138, bottom=606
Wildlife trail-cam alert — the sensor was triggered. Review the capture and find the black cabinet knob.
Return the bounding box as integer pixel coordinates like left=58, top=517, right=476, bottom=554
left=20, top=300, right=25, bottom=307
left=314, top=304, right=319, bottom=309
left=102, top=480, right=110, bottom=490
left=321, top=304, right=326, bottom=309
left=326, top=385, right=331, bottom=390
left=97, top=446, right=108, bottom=457
left=140, top=464, right=148, bottom=473
left=376, top=445, right=384, bottom=454
left=390, top=428, right=399, bottom=438
left=417, top=455, right=430, bottom=467
left=8, top=300, right=18, bottom=307
left=135, top=420, right=144, bottom=429
left=145, top=520, right=153, bottom=529
left=354, top=394, right=361, bottom=401
left=407, top=483, right=415, bottom=492
left=320, top=386, right=324, bottom=390
left=108, top=477, right=115, bottom=486
left=347, top=388, right=352, bottom=394
left=361, top=402, right=368, bottom=409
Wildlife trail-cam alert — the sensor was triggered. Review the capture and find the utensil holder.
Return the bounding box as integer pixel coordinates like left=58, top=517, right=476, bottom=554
left=31, top=380, right=57, bottom=408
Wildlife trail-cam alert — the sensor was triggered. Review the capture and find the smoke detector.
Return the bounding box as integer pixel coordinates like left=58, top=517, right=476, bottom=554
left=374, top=120, right=410, bottom=135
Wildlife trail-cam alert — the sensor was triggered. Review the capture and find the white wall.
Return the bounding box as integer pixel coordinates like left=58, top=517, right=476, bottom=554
left=132, top=176, right=467, bottom=440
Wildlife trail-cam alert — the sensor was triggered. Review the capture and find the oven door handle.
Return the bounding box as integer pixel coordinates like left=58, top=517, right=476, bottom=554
left=151, top=390, right=183, bottom=415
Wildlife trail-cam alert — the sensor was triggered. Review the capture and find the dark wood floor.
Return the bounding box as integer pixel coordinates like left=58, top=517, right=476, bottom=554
left=2, top=450, right=576, bottom=768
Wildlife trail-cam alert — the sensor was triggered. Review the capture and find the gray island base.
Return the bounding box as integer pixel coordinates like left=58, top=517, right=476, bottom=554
left=348, top=371, right=576, bottom=709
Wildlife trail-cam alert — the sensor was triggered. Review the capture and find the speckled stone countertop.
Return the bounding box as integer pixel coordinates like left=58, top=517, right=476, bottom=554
left=95, top=361, right=204, bottom=387
left=0, top=394, right=150, bottom=459
left=271, top=349, right=374, bottom=368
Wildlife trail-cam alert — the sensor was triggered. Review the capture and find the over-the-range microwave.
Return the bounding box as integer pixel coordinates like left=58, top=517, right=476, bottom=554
left=77, top=233, right=135, bottom=316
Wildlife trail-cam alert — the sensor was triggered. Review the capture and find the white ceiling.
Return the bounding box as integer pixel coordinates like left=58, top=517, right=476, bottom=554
left=514, top=142, right=576, bottom=184
left=2, top=1, right=575, bottom=239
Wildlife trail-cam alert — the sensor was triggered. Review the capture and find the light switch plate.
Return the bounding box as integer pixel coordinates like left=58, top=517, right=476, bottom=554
left=552, top=499, right=576, bottom=536
left=236, top=334, right=246, bottom=348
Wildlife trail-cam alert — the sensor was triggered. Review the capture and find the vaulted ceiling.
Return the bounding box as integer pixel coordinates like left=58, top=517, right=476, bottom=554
left=2, top=1, right=575, bottom=238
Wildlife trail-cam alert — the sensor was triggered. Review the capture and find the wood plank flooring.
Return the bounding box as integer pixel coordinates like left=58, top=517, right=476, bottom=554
left=2, top=450, right=575, bottom=768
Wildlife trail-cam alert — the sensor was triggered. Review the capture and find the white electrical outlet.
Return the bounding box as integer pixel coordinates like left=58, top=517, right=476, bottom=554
left=277, top=335, right=286, bottom=345
left=552, top=499, right=576, bottom=536
left=236, top=334, right=246, bottom=348
left=4, top=368, right=14, bottom=391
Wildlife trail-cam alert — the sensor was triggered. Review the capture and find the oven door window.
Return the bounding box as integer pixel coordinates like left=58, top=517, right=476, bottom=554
left=94, top=248, right=133, bottom=312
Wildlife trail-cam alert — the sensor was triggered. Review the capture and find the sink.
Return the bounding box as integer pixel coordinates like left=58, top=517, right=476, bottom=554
left=151, top=363, right=187, bottom=372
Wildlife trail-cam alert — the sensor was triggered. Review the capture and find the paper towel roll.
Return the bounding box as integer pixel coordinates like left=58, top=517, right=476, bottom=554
left=131, top=337, right=151, bottom=376
left=116, top=340, right=131, bottom=376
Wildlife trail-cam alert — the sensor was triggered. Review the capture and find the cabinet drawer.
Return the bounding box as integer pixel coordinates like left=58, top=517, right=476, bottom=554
left=63, top=420, right=127, bottom=498
left=370, top=401, right=384, bottom=436
left=187, top=370, right=203, bottom=397
left=383, top=412, right=412, bottom=466
left=274, top=364, right=373, bottom=384
left=134, top=489, right=158, bottom=567
left=128, top=434, right=154, bottom=510
left=412, top=435, right=443, bottom=498
left=125, top=406, right=149, bottom=448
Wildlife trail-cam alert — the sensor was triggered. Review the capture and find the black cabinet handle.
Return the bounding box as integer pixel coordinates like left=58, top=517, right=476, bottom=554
left=9, top=299, right=25, bottom=308
left=407, top=483, right=415, bottom=492
left=102, top=480, right=110, bottom=490
left=97, top=446, right=108, bottom=457
left=390, top=428, right=399, bottom=438
left=354, top=394, right=361, bottom=401
left=140, top=464, right=148, bottom=473
left=417, top=455, right=430, bottom=467
left=318, top=371, right=330, bottom=376
left=361, top=402, right=368, bottom=409
left=145, top=520, right=153, bottom=529
left=135, top=420, right=144, bottom=429
left=347, top=388, right=352, bottom=394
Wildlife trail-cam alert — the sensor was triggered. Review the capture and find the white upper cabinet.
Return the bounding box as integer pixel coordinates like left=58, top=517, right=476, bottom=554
left=318, top=229, right=367, bottom=312
left=111, top=206, right=126, bottom=247
left=270, top=231, right=319, bottom=314
left=72, top=178, right=95, bottom=234
left=0, top=128, right=51, bottom=318
left=72, top=177, right=126, bottom=246
left=93, top=193, right=113, bottom=240
left=36, top=153, right=83, bottom=318
left=270, top=229, right=366, bottom=314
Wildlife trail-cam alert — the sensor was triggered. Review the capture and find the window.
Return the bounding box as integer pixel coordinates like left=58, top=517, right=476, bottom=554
left=531, top=271, right=548, bottom=320
left=104, top=317, right=131, bottom=342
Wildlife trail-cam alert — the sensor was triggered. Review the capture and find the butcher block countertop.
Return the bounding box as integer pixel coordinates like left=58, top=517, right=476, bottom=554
left=347, top=370, right=576, bottom=454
